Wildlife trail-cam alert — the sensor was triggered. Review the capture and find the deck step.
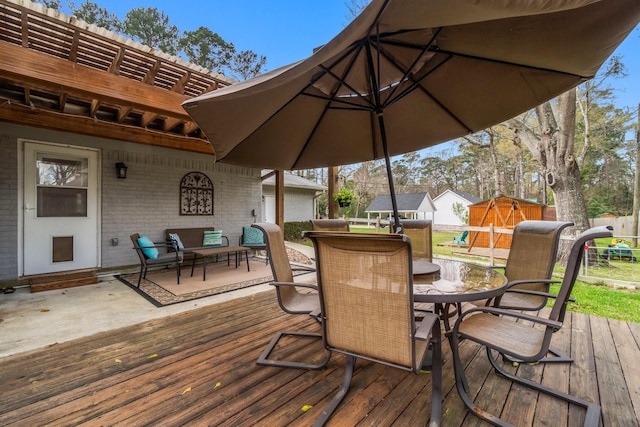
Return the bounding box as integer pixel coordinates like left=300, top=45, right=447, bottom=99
left=28, top=270, right=99, bottom=293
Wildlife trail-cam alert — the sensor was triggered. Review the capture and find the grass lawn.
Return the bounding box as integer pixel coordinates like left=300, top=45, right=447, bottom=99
left=329, top=226, right=640, bottom=323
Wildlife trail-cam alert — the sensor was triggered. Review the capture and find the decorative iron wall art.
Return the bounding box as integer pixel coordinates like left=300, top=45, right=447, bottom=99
left=180, top=172, right=213, bottom=215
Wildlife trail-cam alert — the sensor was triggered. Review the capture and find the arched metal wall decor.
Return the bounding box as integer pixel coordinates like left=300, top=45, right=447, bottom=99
left=180, top=172, right=213, bottom=215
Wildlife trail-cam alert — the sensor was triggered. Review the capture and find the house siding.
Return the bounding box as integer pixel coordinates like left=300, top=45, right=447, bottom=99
left=433, top=191, right=468, bottom=226
left=1, top=123, right=262, bottom=280
left=262, top=186, right=317, bottom=222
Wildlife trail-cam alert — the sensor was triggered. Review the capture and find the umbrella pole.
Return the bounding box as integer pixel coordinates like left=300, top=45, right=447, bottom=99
left=378, top=113, right=402, bottom=233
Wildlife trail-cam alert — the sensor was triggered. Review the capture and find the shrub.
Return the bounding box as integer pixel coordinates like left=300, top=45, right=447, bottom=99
left=284, top=221, right=312, bottom=242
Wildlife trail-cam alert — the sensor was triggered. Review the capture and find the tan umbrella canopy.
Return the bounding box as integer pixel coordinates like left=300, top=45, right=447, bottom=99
left=184, top=0, right=640, bottom=230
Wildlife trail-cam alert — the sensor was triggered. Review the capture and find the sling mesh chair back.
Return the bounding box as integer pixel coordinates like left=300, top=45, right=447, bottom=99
left=306, top=231, right=442, bottom=427
left=309, top=218, right=350, bottom=232
left=252, top=223, right=330, bottom=370
left=399, top=219, right=433, bottom=262
left=450, top=225, right=612, bottom=427
left=497, top=220, right=573, bottom=311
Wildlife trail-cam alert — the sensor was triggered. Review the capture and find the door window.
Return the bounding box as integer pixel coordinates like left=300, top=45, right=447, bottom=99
left=36, top=155, right=88, bottom=217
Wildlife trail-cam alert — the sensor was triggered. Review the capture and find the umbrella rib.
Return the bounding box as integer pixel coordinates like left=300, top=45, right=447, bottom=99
left=430, top=47, right=591, bottom=79
left=293, top=43, right=372, bottom=169
left=302, top=91, right=373, bottom=111
left=374, top=28, right=442, bottom=107
left=315, top=64, right=376, bottom=109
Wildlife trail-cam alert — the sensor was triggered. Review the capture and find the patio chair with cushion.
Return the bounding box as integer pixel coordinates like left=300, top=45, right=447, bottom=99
left=252, top=223, right=330, bottom=370
left=309, top=218, right=350, bottom=232
left=239, top=225, right=268, bottom=264
left=449, top=225, right=612, bottom=427
left=130, top=233, right=183, bottom=287
left=306, top=231, right=442, bottom=427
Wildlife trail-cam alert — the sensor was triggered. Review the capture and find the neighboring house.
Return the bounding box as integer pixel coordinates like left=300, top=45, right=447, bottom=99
left=365, top=192, right=435, bottom=221
left=261, top=171, right=326, bottom=222
left=0, top=1, right=264, bottom=283
left=432, top=190, right=482, bottom=227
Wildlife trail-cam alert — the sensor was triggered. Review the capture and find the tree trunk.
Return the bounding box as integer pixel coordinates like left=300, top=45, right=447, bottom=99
left=508, top=88, right=591, bottom=263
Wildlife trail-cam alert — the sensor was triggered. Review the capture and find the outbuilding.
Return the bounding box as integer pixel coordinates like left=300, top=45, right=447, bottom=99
left=468, top=195, right=556, bottom=249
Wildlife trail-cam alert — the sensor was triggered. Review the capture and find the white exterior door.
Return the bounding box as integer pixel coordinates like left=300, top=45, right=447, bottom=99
left=263, top=195, right=276, bottom=223
left=23, top=142, right=100, bottom=275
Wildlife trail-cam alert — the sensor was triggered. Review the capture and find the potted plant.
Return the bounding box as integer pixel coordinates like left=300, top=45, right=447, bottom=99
left=333, top=188, right=355, bottom=207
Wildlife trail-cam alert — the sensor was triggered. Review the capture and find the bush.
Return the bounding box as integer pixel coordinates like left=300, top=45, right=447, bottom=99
left=284, top=221, right=312, bottom=242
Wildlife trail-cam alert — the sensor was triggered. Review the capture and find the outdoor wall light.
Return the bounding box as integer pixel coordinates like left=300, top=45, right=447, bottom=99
left=116, top=162, right=128, bottom=179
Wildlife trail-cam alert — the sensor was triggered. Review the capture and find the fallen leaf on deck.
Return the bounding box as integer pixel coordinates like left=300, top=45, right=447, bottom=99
left=301, top=405, right=313, bottom=412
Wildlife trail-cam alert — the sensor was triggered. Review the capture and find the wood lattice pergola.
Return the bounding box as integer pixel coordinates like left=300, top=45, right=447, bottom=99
left=0, top=0, right=233, bottom=154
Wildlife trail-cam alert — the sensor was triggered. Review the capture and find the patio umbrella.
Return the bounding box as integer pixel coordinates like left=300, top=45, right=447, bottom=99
left=183, top=0, right=640, bottom=231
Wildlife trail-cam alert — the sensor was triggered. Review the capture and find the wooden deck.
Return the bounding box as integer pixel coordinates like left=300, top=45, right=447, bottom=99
left=0, top=290, right=638, bottom=426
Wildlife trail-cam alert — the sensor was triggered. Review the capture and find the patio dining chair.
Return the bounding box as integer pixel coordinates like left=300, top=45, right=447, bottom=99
left=309, top=218, right=350, bottom=232
left=481, top=220, right=573, bottom=363
left=398, top=219, right=433, bottom=262
left=306, top=231, right=442, bottom=427
left=252, top=223, right=330, bottom=370
left=449, top=225, right=612, bottom=427
left=130, top=233, right=183, bottom=287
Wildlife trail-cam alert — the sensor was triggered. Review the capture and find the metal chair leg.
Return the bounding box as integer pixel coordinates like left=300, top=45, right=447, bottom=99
left=256, top=330, right=331, bottom=370
left=450, top=334, right=600, bottom=427
left=487, top=349, right=599, bottom=425
left=312, top=354, right=356, bottom=427
left=502, top=346, right=573, bottom=364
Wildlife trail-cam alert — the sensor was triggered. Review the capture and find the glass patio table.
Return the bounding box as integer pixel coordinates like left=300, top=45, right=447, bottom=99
left=413, top=259, right=508, bottom=330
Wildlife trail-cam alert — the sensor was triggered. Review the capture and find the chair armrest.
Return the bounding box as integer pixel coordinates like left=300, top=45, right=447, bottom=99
left=503, top=289, right=557, bottom=298
left=291, top=265, right=316, bottom=273
left=458, top=306, right=563, bottom=330
left=502, top=288, right=576, bottom=303
left=415, top=312, right=440, bottom=340
left=506, top=278, right=558, bottom=288
left=272, top=281, right=319, bottom=291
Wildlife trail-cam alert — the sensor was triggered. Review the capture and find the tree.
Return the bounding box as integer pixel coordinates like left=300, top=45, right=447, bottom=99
left=574, top=57, right=634, bottom=217
left=68, top=1, right=119, bottom=31
left=452, top=202, right=469, bottom=224
left=179, top=27, right=234, bottom=73
left=120, top=8, right=179, bottom=55
left=229, top=49, right=267, bottom=81
left=39, top=0, right=62, bottom=9
left=508, top=90, right=590, bottom=261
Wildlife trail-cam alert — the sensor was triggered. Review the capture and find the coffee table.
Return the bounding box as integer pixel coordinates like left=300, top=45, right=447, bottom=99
left=190, top=246, right=250, bottom=280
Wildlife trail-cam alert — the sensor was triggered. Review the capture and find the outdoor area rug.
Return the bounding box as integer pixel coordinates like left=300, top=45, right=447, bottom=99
left=116, top=258, right=312, bottom=307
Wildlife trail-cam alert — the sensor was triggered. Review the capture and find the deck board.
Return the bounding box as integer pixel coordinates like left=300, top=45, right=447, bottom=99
left=0, top=290, right=638, bottom=426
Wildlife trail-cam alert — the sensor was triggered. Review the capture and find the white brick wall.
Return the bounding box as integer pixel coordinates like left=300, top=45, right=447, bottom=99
left=0, top=123, right=262, bottom=280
